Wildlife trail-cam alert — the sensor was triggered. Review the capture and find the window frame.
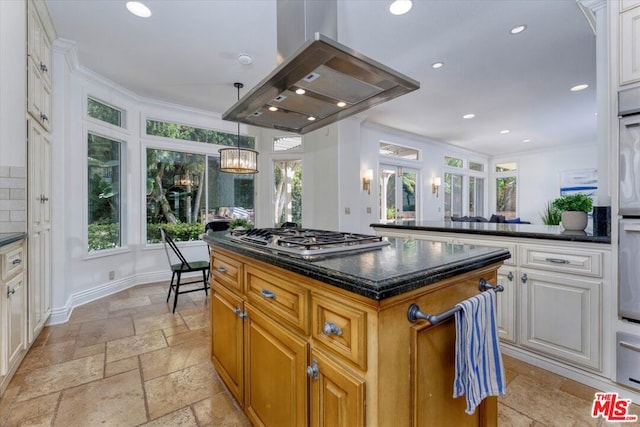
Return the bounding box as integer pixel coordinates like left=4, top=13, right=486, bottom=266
left=271, top=152, right=304, bottom=227
left=379, top=162, right=420, bottom=222
left=84, top=95, right=127, bottom=130
left=443, top=156, right=488, bottom=220
left=494, top=160, right=519, bottom=219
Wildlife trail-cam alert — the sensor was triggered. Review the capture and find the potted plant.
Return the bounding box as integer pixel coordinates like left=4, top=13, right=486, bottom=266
left=539, top=201, right=562, bottom=226
left=228, top=218, right=254, bottom=232
left=551, top=194, right=593, bottom=231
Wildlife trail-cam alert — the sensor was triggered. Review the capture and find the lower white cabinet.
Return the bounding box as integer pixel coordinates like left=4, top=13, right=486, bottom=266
left=496, top=266, right=516, bottom=343
left=0, top=240, right=28, bottom=395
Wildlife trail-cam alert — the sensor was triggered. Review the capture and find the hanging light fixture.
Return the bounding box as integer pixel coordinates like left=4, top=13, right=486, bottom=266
left=219, top=82, right=259, bottom=174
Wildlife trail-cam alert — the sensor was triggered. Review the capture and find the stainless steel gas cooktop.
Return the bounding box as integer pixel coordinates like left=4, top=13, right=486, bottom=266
left=226, top=227, right=389, bottom=260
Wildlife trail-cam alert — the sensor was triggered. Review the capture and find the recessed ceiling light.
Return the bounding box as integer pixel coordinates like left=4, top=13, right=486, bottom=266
left=237, top=54, right=252, bottom=65
left=337, top=101, right=347, bottom=108
left=570, top=84, right=589, bottom=92
left=432, top=62, right=444, bottom=69
left=463, top=113, right=475, bottom=119
left=295, top=88, right=306, bottom=95
left=510, top=24, right=527, bottom=35
left=308, top=116, right=316, bottom=121
left=389, top=0, right=413, bottom=15
left=126, top=1, right=151, bottom=18
left=268, top=106, right=278, bottom=112
left=522, top=138, right=531, bottom=143
left=500, top=129, right=510, bottom=134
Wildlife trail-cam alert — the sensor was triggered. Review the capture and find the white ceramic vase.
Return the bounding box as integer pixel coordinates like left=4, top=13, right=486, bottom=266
left=561, top=211, right=588, bottom=231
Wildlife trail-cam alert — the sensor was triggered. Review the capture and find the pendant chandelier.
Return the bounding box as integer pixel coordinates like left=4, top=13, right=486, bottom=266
left=219, top=82, right=258, bottom=174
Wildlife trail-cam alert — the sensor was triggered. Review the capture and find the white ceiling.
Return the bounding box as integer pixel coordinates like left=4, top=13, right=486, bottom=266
left=45, top=0, right=597, bottom=156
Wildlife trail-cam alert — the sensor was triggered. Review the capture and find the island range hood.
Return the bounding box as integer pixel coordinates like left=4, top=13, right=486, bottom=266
left=222, top=0, right=420, bottom=135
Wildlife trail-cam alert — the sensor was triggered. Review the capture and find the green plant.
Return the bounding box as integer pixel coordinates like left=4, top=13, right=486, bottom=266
left=540, top=202, right=562, bottom=225
left=551, top=194, right=593, bottom=213
left=229, top=218, right=254, bottom=230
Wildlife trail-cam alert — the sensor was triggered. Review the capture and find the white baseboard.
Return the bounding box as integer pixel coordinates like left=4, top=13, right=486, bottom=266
left=47, top=271, right=170, bottom=325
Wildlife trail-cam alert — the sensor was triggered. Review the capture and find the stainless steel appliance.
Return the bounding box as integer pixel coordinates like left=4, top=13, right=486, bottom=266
left=619, top=87, right=640, bottom=323
left=617, top=87, right=640, bottom=392
left=226, top=227, right=389, bottom=261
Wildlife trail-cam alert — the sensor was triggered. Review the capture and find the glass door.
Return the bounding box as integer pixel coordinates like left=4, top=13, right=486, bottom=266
left=380, top=165, right=418, bottom=221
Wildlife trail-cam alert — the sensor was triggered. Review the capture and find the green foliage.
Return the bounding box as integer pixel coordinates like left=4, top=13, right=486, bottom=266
left=147, top=222, right=205, bottom=244
left=88, top=223, right=120, bottom=251
left=552, top=194, right=593, bottom=213
left=540, top=201, right=562, bottom=225
left=386, top=207, right=396, bottom=220
left=229, top=218, right=254, bottom=229
left=146, top=119, right=255, bottom=148
left=88, top=98, right=122, bottom=126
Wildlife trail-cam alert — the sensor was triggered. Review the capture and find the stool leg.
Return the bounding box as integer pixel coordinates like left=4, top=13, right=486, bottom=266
left=203, top=269, right=209, bottom=295
left=167, top=271, right=176, bottom=302
left=173, top=272, right=181, bottom=313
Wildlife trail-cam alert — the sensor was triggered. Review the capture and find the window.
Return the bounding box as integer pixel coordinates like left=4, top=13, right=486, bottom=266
left=379, top=142, right=419, bottom=160
left=88, top=133, right=122, bottom=251
left=274, top=159, right=302, bottom=226
left=146, top=119, right=254, bottom=148
left=495, top=162, right=518, bottom=219
left=443, top=157, right=487, bottom=220
left=274, top=136, right=302, bottom=151
left=380, top=165, right=418, bottom=221
left=88, top=98, right=123, bottom=127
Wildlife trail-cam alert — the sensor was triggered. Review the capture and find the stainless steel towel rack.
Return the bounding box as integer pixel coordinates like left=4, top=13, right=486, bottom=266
left=407, top=279, right=504, bottom=325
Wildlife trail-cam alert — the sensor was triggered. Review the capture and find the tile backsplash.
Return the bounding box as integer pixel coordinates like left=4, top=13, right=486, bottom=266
left=0, top=166, right=26, bottom=233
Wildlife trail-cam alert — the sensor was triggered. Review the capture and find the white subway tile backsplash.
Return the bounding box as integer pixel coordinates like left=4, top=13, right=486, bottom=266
left=10, top=166, right=26, bottom=178
left=0, top=167, right=9, bottom=178
left=0, top=165, right=26, bottom=233
left=0, top=211, right=9, bottom=221
left=0, top=189, right=9, bottom=200
left=10, top=189, right=25, bottom=200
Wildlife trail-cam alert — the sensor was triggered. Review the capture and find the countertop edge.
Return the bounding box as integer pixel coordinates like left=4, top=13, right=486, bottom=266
left=371, top=222, right=611, bottom=244
left=203, top=234, right=510, bottom=301
left=0, top=232, right=28, bottom=249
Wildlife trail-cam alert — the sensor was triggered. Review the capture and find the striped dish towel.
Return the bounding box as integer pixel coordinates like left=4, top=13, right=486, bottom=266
left=453, top=289, right=506, bottom=415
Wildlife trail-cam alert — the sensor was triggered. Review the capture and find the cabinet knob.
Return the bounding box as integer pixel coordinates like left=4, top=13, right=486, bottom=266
left=507, top=271, right=514, bottom=281
left=521, top=273, right=528, bottom=284
left=40, top=113, right=49, bottom=122
left=306, top=359, right=319, bottom=381
left=322, top=321, right=343, bottom=337
left=232, top=306, right=247, bottom=319
left=39, top=62, right=48, bottom=73
left=260, top=289, right=276, bottom=300
left=7, top=287, right=16, bottom=297
left=12, top=258, right=22, bottom=266
left=217, top=266, right=227, bottom=273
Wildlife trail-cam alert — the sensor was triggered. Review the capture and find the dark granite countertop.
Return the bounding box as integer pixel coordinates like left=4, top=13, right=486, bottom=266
left=371, top=221, right=611, bottom=244
left=203, top=231, right=510, bottom=301
left=0, top=232, right=27, bottom=248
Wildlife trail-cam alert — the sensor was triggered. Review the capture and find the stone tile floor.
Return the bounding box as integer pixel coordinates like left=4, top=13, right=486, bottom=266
left=0, top=282, right=638, bottom=426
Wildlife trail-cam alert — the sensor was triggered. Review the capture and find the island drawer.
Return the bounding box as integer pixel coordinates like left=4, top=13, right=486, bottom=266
left=1, top=241, right=25, bottom=281
left=311, top=293, right=367, bottom=370
left=245, top=265, right=309, bottom=336
left=519, top=244, right=602, bottom=277
left=211, top=251, right=243, bottom=294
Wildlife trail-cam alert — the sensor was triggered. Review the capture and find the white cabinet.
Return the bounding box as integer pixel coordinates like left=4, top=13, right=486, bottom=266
left=0, top=240, right=27, bottom=395
left=496, top=266, right=516, bottom=343
left=27, top=118, right=52, bottom=342
left=620, top=4, right=640, bottom=85
left=26, top=0, right=51, bottom=130
left=27, top=58, right=51, bottom=130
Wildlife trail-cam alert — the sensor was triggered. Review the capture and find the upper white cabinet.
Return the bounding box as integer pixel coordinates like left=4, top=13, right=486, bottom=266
left=26, top=0, right=51, bottom=130
left=27, top=3, right=51, bottom=86
left=620, top=3, right=640, bottom=85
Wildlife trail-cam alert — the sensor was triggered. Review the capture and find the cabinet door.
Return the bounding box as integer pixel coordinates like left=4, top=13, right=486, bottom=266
left=210, top=284, right=244, bottom=404
left=4, top=273, right=26, bottom=376
left=621, top=7, right=640, bottom=84
left=308, top=350, right=365, bottom=427
left=518, top=270, right=601, bottom=370
left=28, top=119, right=52, bottom=342
left=27, top=59, right=51, bottom=131
left=496, top=266, right=516, bottom=343
left=244, top=306, right=307, bottom=427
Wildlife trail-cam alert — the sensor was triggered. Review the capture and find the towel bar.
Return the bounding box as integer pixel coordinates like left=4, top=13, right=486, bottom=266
left=407, top=279, right=503, bottom=324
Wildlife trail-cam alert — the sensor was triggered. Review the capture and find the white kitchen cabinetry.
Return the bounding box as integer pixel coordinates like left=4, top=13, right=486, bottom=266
left=620, top=3, right=640, bottom=85
left=27, top=0, right=51, bottom=130
left=496, top=265, right=517, bottom=343
left=0, top=240, right=28, bottom=396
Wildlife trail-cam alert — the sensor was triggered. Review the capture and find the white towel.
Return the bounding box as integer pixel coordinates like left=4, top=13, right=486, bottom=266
left=453, top=289, right=506, bottom=415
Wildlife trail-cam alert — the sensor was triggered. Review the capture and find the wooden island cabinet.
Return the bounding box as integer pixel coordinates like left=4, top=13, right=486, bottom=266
left=205, top=234, right=510, bottom=427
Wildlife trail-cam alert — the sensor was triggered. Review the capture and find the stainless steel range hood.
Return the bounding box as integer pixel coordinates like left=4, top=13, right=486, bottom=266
left=222, top=1, right=420, bottom=135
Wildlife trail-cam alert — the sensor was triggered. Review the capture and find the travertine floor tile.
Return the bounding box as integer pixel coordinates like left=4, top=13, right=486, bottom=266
left=166, top=327, right=209, bottom=347
left=73, top=342, right=106, bottom=359
left=559, top=378, right=599, bottom=402
left=108, top=295, right=151, bottom=312
left=180, top=306, right=210, bottom=330
left=139, top=407, right=198, bottom=426
left=105, top=356, right=139, bottom=377
left=54, top=369, right=146, bottom=427
left=144, top=361, right=224, bottom=420
left=17, top=341, right=76, bottom=372
left=128, top=283, right=167, bottom=298
left=192, top=391, right=245, bottom=425
left=17, top=354, right=104, bottom=402
left=68, top=302, right=109, bottom=324
left=497, top=403, right=535, bottom=427
left=105, top=330, right=167, bottom=363
left=134, top=312, right=185, bottom=335
left=74, top=315, right=134, bottom=348
left=2, top=392, right=60, bottom=427
left=140, top=340, right=209, bottom=381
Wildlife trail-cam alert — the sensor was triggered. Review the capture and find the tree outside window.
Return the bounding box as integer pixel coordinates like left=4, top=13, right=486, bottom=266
left=274, top=160, right=302, bottom=226
left=495, top=162, right=518, bottom=219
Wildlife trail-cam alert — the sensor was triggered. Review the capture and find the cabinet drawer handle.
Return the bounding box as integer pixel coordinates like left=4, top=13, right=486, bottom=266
left=620, top=341, right=640, bottom=353
left=306, top=359, right=319, bottom=381
left=521, top=273, right=528, bottom=284
left=39, top=62, right=48, bottom=73
left=507, top=271, right=513, bottom=281
left=322, top=321, right=343, bottom=337
left=232, top=306, right=247, bottom=319
left=545, top=257, right=570, bottom=264
left=260, top=289, right=276, bottom=299
left=7, top=287, right=15, bottom=297
left=217, top=266, right=227, bottom=273
left=12, top=258, right=22, bottom=266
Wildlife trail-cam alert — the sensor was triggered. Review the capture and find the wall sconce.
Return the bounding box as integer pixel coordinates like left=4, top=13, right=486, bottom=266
left=432, top=176, right=442, bottom=197
left=362, top=169, right=374, bottom=195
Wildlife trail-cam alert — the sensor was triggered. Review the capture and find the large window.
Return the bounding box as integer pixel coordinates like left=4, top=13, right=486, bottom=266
left=88, top=98, right=123, bottom=127
left=380, top=165, right=418, bottom=221
left=495, top=162, right=518, bottom=219
left=274, top=159, right=302, bottom=226
left=88, top=133, right=122, bottom=251
left=146, top=119, right=253, bottom=148
left=444, top=156, right=487, bottom=220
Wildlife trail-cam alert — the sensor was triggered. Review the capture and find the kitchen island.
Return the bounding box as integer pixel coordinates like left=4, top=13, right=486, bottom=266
left=203, top=231, right=509, bottom=427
